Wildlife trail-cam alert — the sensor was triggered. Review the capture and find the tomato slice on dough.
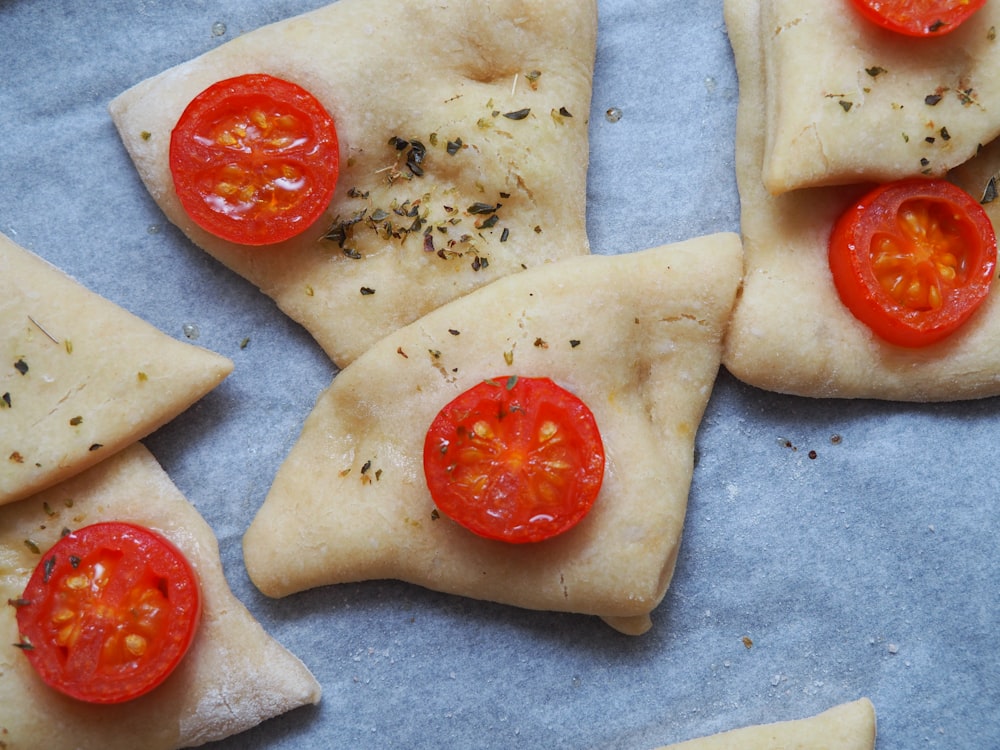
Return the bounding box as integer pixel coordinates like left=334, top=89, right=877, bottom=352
left=169, top=73, right=340, bottom=246
left=849, top=0, right=986, bottom=36
left=423, top=376, right=605, bottom=544
left=829, top=178, right=997, bottom=347
left=15, top=522, right=201, bottom=704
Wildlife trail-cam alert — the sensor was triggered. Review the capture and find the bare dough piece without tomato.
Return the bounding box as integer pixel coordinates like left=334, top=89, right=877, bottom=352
left=0, top=232, right=232, bottom=506
left=651, top=698, right=876, bottom=750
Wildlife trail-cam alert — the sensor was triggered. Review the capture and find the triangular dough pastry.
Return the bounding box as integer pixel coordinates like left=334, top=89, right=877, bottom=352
left=0, top=443, right=320, bottom=749
left=109, top=0, right=597, bottom=367
left=761, top=0, right=1000, bottom=194
left=0, top=233, right=233, bottom=506
left=722, top=0, right=1000, bottom=401
left=651, top=698, right=876, bottom=750
left=243, top=234, right=743, bottom=635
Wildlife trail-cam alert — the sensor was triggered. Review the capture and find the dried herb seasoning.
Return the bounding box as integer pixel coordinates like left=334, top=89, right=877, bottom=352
left=1, top=392, right=10, bottom=408
left=503, top=108, right=531, bottom=120
left=925, top=93, right=943, bottom=106
left=360, top=286, right=376, bottom=295
left=982, top=176, right=998, bottom=204
left=14, top=359, right=28, bottom=375
left=446, top=138, right=463, bottom=155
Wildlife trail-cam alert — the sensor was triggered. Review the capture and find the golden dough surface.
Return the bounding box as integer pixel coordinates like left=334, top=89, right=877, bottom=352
left=722, top=0, right=1000, bottom=401
left=243, top=234, right=743, bottom=636
left=0, top=233, right=233, bottom=506
left=109, top=0, right=597, bottom=367
left=761, top=0, right=1000, bottom=194
left=0, top=444, right=320, bottom=750
left=652, top=698, right=876, bottom=750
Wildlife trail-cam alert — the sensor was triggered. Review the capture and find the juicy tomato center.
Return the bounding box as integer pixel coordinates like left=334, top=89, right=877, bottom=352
left=423, top=376, right=605, bottom=544
left=871, top=198, right=969, bottom=311
left=196, top=104, right=314, bottom=221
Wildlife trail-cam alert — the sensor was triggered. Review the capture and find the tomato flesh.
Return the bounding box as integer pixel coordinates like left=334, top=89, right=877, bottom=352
left=829, top=178, right=996, bottom=347
left=423, top=376, right=605, bottom=544
left=169, top=73, right=340, bottom=246
left=15, top=522, right=201, bottom=704
left=849, top=0, right=986, bottom=36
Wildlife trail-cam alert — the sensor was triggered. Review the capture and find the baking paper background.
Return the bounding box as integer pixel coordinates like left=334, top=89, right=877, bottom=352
left=1, top=0, right=997, bottom=747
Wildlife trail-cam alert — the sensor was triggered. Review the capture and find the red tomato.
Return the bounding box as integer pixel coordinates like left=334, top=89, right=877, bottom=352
left=169, top=73, right=340, bottom=246
left=828, top=178, right=997, bottom=347
left=423, top=376, right=605, bottom=544
left=849, top=0, right=986, bottom=36
left=15, top=522, right=201, bottom=704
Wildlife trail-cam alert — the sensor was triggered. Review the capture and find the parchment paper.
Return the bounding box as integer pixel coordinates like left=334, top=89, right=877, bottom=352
left=1, top=1, right=996, bottom=747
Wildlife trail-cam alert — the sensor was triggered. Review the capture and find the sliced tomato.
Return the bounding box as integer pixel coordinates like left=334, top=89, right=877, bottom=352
left=829, top=178, right=996, bottom=347
left=423, top=376, right=605, bottom=544
left=849, top=0, right=986, bottom=36
left=14, top=522, right=201, bottom=704
left=169, top=73, right=340, bottom=246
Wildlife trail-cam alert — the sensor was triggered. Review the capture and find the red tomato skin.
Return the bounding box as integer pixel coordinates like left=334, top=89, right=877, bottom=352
left=423, top=377, right=605, bottom=544
left=849, top=0, right=987, bottom=36
left=15, top=522, right=201, bottom=704
left=169, top=73, right=340, bottom=246
left=828, top=178, right=997, bottom=348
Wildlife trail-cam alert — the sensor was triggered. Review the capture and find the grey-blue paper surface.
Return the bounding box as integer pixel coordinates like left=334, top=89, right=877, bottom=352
left=1, top=0, right=998, bottom=747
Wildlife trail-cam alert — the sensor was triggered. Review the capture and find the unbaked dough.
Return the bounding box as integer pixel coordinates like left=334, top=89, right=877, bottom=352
left=243, top=234, right=743, bottom=636
left=0, top=232, right=232, bottom=506
left=722, top=0, right=1000, bottom=401
left=651, top=698, right=876, bottom=750
left=0, top=443, right=320, bottom=749
left=761, top=0, right=1000, bottom=194
left=109, top=0, right=597, bottom=367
